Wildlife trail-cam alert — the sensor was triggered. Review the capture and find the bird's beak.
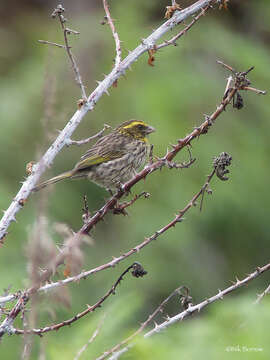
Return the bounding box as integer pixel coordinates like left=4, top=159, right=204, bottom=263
left=146, top=125, right=155, bottom=134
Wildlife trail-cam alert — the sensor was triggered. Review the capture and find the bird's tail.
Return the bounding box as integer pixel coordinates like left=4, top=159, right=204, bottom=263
left=32, top=170, right=76, bottom=192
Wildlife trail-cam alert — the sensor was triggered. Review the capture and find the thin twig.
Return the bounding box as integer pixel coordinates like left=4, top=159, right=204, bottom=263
left=0, top=292, right=28, bottom=337
left=158, top=4, right=210, bottom=49
left=65, top=124, right=111, bottom=146
left=241, top=86, right=267, bottom=95
left=0, top=0, right=220, bottom=243
left=102, top=0, right=122, bottom=68
left=12, top=263, right=147, bottom=336
left=78, top=65, right=258, bottom=236
left=255, top=284, right=270, bottom=304
left=97, top=286, right=186, bottom=360
left=108, top=263, right=270, bottom=359
left=216, top=60, right=235, bottom=73
left=74, top=316, right=105, bottom=360
left=52, top=4, right=87, bottom=100
left=38, top=40, right=67, bottom=49
left=0, top=64, right=263, bottom=307
left=112, top=192, right=150, bottom=215
left=0, top=155, right=224, bottom=307
left=145, top=264, right=270, bottom=337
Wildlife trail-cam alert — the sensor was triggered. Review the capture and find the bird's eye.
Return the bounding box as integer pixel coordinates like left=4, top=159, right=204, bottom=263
left=137, top=124, right=144, bottom=130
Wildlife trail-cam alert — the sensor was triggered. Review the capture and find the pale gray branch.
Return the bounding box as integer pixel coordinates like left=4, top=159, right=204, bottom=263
left=102, top=0, right=122, bottom=68
left=255, top=283, right=270, bottom=304
left=65, top=124, right=111, bottom=146
left=74, top=316, right=105, bottom=360
left=0, top=0, right=216, bottom=243
left=107, top=262, right=270, bottom=359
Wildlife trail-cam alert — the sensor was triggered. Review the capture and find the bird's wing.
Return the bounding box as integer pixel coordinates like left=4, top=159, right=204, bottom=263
left=74, top=150, right=126, bottom=171
left=74, top=132, right=128, bottom=171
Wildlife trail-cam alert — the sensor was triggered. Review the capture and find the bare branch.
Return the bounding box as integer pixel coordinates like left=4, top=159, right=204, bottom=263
left=241, top=86, right=267, bottom=95
left=107, top=263, right=270, bottom=359
left=158, top=4, right=210, bottom=49
left=12, top=263, right=147, bottom=336
left=0, top=153, right=229, bottom=307
left=255, top=284, right=270, bottom=304
left=74, top=316, right=105, bottom=360
left=97, top=286, right=187, bottom=360
left=38, top=40, right=67, bottom=49
left=216, top=60, right=235, bottom=73
left=102, top=0, right=122, bottom=68
left=0, top=0, right=218, bottom=243
left=52, top=4, right=87, bottom=100
left=78, top=64, right=261, bottom=236
left=223, top=75, right=233, bottom=96
left=0, top=62, right=265, bottom=312
left=65, top=124, right=111, bottom=146
left=112, top=191, right=150, bottom=216
left=0, top=292, right=28, bottom=337
left=144, top=264, right=270, bottom=337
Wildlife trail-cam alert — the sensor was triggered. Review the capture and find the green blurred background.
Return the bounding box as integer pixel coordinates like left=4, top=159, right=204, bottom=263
left=1, top=0, right=270, bottom=358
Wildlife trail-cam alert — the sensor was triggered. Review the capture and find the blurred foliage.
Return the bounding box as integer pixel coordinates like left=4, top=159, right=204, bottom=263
left=1, top=0, right=270, bottom=358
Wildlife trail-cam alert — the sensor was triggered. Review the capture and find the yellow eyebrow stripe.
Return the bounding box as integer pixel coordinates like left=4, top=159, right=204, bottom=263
left=122, top=121, right=146, bottom=129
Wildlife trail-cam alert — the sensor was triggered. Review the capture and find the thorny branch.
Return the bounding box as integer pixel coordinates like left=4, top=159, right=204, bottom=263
left=0, top=148, right=222, bottom=339
left=77, top=63, right=265, bottom=236
left=0, top=60, right=265, bottom=339
left=144, top=264, right=270, bottom=336
left=255, top=283, right=270, bottom=304
left=0, top=153, right=229, bottom=314
left=0, top=3, right=267, bottom=358
left=65, top=124, right=111, bottom=146
left=7, top=263, right=147, bottom=336
left=0, top=63, right=265, bottom=312
left=38, top=39, right=66, bottom=49
left=106, top=263, right=270, bottom=360
left=97, top=286, right=190, bottom=360
left=112, top=192, right=150, bottom=215
left=51, top=4, right=87, bottom=100
left=74, top=316, right=105, bottom=360
left=0, top=0, right=218, bottom=243
left=102, top=0, right=122, bottom=68
left=158, top=3, right=210, bottom=49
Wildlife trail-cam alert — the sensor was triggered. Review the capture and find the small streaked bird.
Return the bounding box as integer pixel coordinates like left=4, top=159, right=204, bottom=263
left=33, top=120, right=155, bottom=192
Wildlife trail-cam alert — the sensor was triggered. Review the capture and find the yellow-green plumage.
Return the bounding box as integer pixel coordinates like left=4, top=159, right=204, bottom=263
left=33, top=120, right=155, bottom=192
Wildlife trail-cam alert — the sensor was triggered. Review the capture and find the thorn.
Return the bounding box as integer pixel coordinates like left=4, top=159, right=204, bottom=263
left=218, top=289, right=223, bottom=299
left=153, top=321, right=159, bottom=329
left=104, top=89, right=110, bottom=96
left=10, top=216, right=17, bottom=223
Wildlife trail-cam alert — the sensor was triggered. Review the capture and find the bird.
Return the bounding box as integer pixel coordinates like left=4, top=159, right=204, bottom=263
left=33, top=120, right=155, bottom=192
